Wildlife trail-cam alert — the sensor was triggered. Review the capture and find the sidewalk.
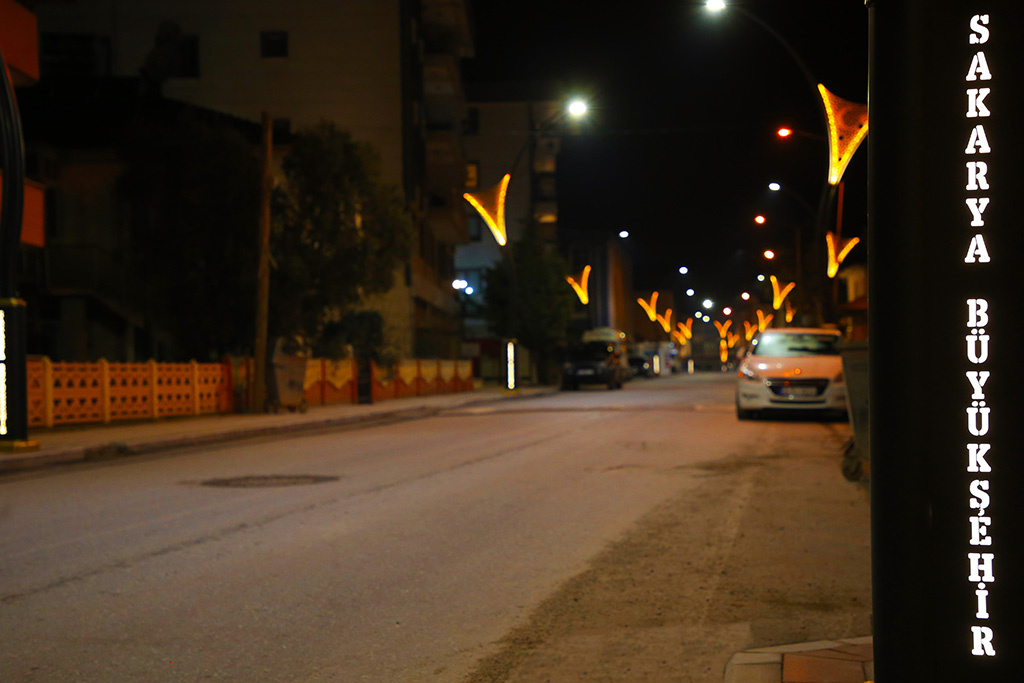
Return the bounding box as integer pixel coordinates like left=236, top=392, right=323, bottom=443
left=0, top=384, right=557, bottom=475
left=724, top=637, right=873, bottom=683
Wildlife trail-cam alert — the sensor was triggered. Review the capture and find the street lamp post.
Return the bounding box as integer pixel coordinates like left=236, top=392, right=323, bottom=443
left=706, top=1, right=867, bottom=324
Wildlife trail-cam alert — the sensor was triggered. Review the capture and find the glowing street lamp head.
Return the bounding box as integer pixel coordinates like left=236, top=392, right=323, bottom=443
left=686, top=288, right=695, bottom=297
left=678, top=266, right=689, bottom=275
left=768, top=182, right=781, bottom=192
left=567, top=99, right=588, bottom=118
left=777, top=127, right=793, bottom=138
left=723, top=307, right=732, bottom=316
left=706, top=0, right=726, bottom=10
left=757, top=274, right=766, bottom=282
left=618, top=230, right=630, bottom=238
left=763, top=250, right=775, bottom=260
left=754, top=215, right=766, bottom=225
left=741, top=292, right=751, bottom=301
left=702, top=299, right=714, bottom=309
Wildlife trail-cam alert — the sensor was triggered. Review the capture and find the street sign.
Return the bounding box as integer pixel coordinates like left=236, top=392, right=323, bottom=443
left=869, top=2, right=1024, bottom=680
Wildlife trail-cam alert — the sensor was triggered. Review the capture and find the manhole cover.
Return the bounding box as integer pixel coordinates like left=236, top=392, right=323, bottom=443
left=200, top=475, right=340, bottom=488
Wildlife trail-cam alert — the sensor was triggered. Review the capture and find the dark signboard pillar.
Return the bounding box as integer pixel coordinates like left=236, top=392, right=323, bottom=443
left=869, top=2, right=1024, bottom=680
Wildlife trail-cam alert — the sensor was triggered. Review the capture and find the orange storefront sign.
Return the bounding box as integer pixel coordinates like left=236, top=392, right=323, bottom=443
left=0, top=172, right=44, bottom=247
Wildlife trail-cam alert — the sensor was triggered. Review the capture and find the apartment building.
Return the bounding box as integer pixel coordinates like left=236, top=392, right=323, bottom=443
left=31, top=0, right=473, bottom=359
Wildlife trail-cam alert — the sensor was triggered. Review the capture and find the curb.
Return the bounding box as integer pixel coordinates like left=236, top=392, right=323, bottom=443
left=723, top=636, right=873, bottom=683
left=1, top=386, right=560, bottom=475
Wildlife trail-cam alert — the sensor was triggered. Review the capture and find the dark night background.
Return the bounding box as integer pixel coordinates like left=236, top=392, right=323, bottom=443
left=464, top=0, right=869, bottom=308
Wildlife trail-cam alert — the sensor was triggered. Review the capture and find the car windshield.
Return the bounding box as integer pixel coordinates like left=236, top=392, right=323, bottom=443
left=571, top=342, right=616, bottom=361
left=751, top=333, right=839, bottom=357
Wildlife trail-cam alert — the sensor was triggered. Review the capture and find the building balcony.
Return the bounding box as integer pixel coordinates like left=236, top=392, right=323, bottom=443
left=423, top=53, right=465, bottom=126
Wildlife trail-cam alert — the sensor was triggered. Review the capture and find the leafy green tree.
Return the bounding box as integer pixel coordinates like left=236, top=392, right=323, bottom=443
left=270, top=121, right=413, bottom=347
left=119, top=111, right=261, bottom=360
left=482, top=224, right=575, bottom=382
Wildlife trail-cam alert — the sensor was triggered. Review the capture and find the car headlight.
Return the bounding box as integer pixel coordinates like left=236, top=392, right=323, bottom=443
left=738, top=364, right=760, bottom=382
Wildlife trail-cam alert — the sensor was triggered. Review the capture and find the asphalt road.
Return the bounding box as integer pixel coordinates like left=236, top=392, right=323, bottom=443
left=0, top=373, right=869, bottom=682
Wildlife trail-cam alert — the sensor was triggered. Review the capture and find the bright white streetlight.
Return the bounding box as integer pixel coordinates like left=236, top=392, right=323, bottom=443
left=678, top=266, right=689, bottom=275
left=702, top=315, right=711, bottom=322
left=464, top=286, right=474, bottom=295
left=686, top=288, right=695, bottom=297
left=723, top=307, right=732, bottom=316
left=702, top=299, right=714, bottom=309
left=452, top=279, right=468, bottom=290
left=706, top=0, right=726, bottom=11
left=757, top=274, right=766, bottom=282
left=741, top=292, right=751, bottom=301
left=764, top=249, right=775, bottom=260
left=567, top=99, right=588, bottom=118
left=618, top=230, right=630, bottom=238
left=768, top=182, right=781, bottom=191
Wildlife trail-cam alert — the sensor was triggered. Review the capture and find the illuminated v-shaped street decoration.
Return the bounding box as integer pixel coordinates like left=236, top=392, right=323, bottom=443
left=637, top=291, right=659, bottom=321
left=566, top=265, right=591, bottom=304
left=743, top=320, right=757, bottom=341
left=769, top=275, right=796, bottom=311
left=463, top=174, right=511, bottom=246
left=826, top=232, right=861, bottom=278
left=756, top=309, right=774, bottom=332
left=656, top=308, right=673, bottom=333
left=677, top=318, right=693, bottom=340
left=818, top=84, right=869, bottom=186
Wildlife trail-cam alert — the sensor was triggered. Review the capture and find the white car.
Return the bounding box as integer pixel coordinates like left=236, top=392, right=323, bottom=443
left=735, top=328, right=847, bottom=419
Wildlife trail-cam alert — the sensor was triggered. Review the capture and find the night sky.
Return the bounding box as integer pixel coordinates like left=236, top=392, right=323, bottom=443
left=463, top=0, right=869, bottom=309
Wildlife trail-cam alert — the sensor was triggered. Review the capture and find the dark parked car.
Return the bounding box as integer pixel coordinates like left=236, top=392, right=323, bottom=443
left=629, top=354, right=654, bottom=377
left=562, top=341, right=628, bottom=390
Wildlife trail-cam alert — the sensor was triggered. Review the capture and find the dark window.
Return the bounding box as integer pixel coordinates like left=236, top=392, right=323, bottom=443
left=261, top=31, right=289, bottom=58
left=463, top=107, right=480, bottom=135
left=40, top=34, right=111, bottom=76
left=272, top=118, right=291, bottom=141
left=175, top=35, right=200, bottom=78
left=467, top=214, right=482, bottom=241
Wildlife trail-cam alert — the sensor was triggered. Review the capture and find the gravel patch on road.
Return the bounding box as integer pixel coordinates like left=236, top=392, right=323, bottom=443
left=461, top=426, right=871, bottom=683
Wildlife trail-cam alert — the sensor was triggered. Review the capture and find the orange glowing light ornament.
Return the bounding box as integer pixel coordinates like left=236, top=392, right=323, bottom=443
left=818, top=84, right=869, bottom=186
left=656, top=308, right=673, bottom=333
left=756, top=309, right=774, bottom=332
left=727, top=331, right=741, bottom=349
left=785, top=300, right=796, bottom=323
left=637, top=291, right=659, bottom=321
left=826, top=232, right=861, bottom=278
left=463, top=174, right=511, bottom=246
left=743, top=320, right=757, bottom=341
left=566, top=265, right=591, bottom=304
left=713, top=319, right=732, bottom=340
left=769, top=275, right=795, bottom=311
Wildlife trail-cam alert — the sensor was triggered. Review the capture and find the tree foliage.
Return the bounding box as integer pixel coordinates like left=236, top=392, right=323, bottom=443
left=270, top=121, right=413, bottom=346
left=119, top=110, right=261, bottom=360
left=482, top=225, right=574, bottom=380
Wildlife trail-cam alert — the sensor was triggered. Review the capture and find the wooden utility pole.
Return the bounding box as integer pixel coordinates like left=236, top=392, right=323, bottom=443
left=252, top=112, right=273, bottom=413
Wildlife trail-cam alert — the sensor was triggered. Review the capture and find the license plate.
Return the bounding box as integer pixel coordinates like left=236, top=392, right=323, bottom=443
left=785, top=386, right=817, bottom=397
left=577, top=369, right=595, bottom=376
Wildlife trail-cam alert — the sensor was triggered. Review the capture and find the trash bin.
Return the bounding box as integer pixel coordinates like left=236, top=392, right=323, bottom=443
left=269, top=336, right=309, bottom=413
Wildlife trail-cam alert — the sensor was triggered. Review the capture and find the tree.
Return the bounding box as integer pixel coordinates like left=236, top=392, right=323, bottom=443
left=119, top=110, right=261, bottom=360
left=270, top=121, right=413, bottom=347
left=482, top=224, right=575, bottom=383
